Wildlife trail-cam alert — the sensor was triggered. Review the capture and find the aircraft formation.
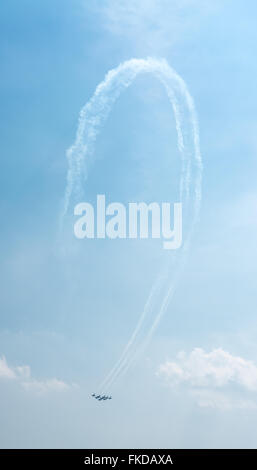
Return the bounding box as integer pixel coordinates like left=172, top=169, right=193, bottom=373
left=92, top=393, right=112, bottom=401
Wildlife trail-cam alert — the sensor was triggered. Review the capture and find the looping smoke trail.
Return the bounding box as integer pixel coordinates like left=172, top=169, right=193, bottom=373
left=61, top=58, right=202, bottom=392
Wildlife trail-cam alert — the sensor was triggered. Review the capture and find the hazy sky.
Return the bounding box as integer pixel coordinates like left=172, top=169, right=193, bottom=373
left=1, top=0, right=257, bottom=448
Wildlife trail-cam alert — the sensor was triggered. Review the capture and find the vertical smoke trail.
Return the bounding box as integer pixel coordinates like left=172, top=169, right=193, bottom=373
left=139, top=84, right=202, bottom=346
left=99, top=63, right=202, bottom=392
left=102, top=108, right=201, bottom=392
left=103, top=119, right=201, bottom=391
left=107, top=249, right=187, bottom=390
left=61, top=58, right=202, bottom=392
left=98, top=271, right=165, bottom=393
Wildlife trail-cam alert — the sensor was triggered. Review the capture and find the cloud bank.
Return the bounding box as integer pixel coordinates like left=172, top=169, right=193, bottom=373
left=157, top=348, right=257, bottom=408
left=0, top=356, right=75, bottom=395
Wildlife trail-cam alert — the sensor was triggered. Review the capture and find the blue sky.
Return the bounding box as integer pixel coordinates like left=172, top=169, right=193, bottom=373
left=1, top=0, right=257, bottom=448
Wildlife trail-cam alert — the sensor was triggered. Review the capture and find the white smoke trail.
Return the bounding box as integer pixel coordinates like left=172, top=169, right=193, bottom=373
left=138, top=83, right=202, bottom=347
left=103, top=124, right=201, bottom=391
left=98, top=271, right=165, bottom=393
left=106, top=249, right=187, bottom=391
left=99, top=63, right=202, bottom=391
left=61, top=58, right=188, bottom=222
left=61, top=58, right=202, bottom=392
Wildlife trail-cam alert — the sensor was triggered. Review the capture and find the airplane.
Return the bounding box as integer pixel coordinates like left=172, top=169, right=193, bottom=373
left=91, top=393, right=112, bottom=401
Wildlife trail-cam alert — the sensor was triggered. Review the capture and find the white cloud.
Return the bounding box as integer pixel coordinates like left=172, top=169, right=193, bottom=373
left=91, top=0, right=224, bottom=52
left=0, top=356, right=16, bottom=379
left=157, top=348, right=257, bottom=408
left=22, top=378, right=69, bottom=394
left=190, top=389, right=257, bottom=410
left=0, top=355, right=75, bottom=395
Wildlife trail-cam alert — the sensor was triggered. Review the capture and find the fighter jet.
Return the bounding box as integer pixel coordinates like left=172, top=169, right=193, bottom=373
left=100, top=395, right=112, bottom=400
left=91, top=393, right=112, bottom=401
